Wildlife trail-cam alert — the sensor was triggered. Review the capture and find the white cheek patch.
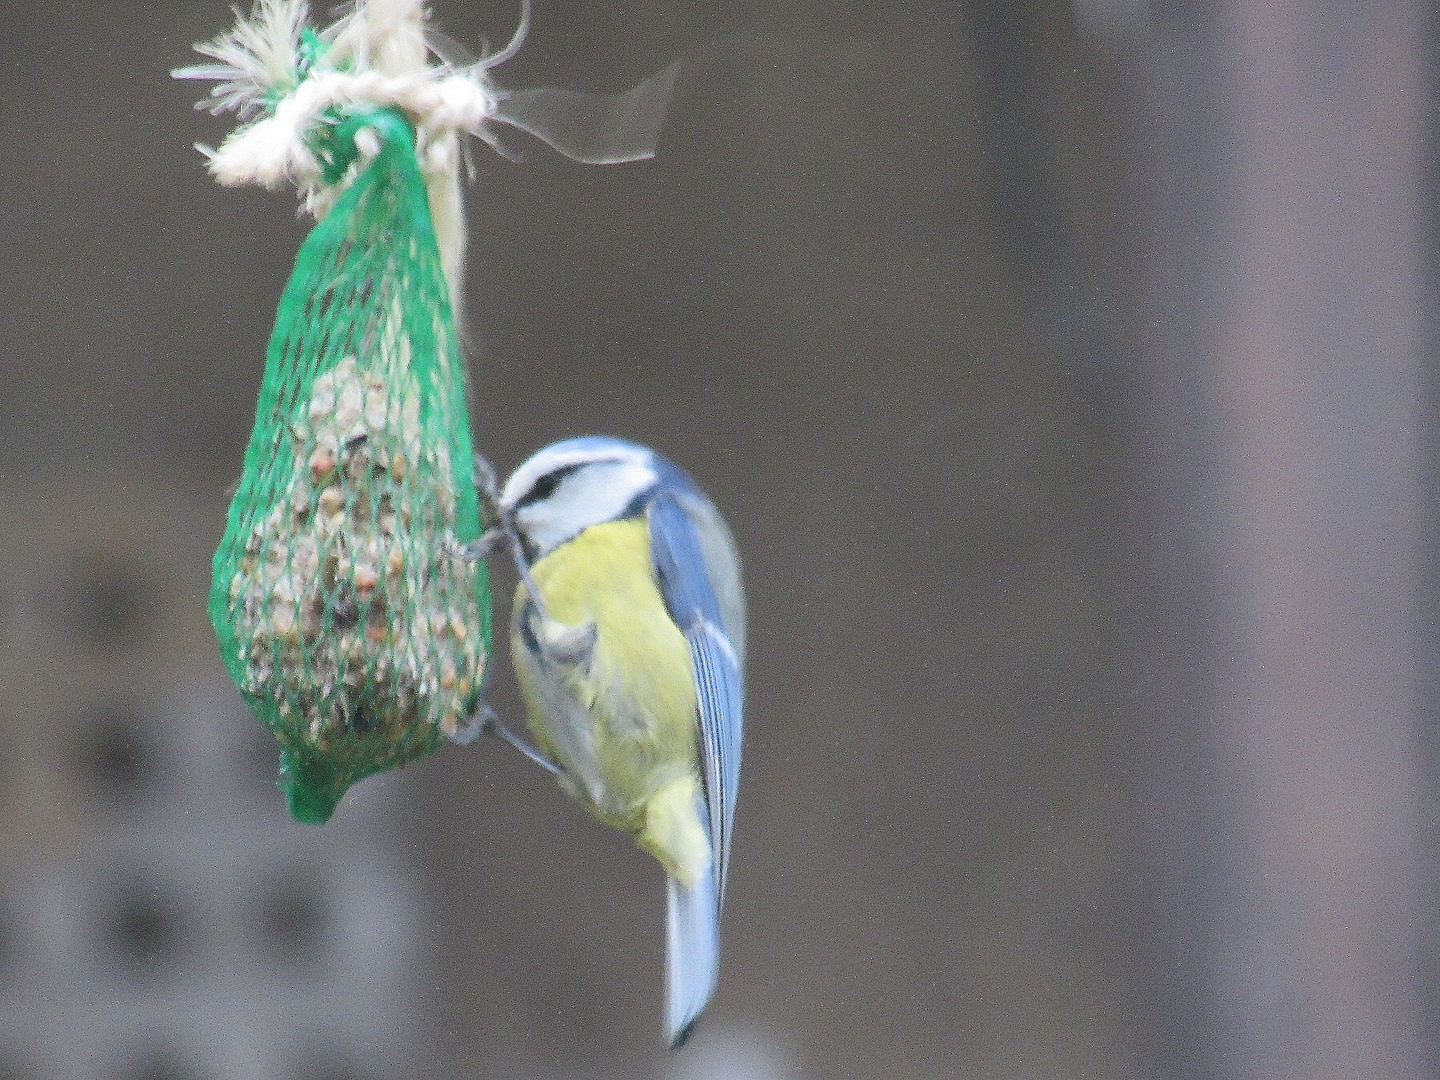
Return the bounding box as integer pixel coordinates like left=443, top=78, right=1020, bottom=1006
left=501, top=441, right=652, bottom=508
left=516, top=460, right=656, bottom=555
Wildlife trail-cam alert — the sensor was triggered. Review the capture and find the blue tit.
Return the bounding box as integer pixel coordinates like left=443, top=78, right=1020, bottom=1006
left=494, top=436, right=744, bottom=1046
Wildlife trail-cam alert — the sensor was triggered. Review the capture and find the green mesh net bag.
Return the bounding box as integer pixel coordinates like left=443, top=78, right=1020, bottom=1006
left=180, top=0, right=676, bottom=824
left=210, top=108, right=489, bottom=823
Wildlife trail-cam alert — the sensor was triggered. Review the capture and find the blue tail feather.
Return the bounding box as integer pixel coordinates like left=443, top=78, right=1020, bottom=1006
left=665, top=863, right=719, bottom=1047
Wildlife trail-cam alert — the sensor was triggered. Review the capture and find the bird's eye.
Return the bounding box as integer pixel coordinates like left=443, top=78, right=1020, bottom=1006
left=529, top=473, right=560, bottom=502
left=516, top=463, right=583, bottom=509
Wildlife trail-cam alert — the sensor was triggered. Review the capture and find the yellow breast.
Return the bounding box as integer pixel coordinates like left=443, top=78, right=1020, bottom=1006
left=510, top=518, right=709, bottom=884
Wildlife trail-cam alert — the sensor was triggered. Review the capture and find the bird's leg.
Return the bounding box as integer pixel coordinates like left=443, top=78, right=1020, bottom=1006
left=456, top=701, right=563, bottom=776
left=470, top=452, right=560, bottom=624
left=493, top=717, right=564, bottom=777
left=466, top=453, right=510, bottom=562
left=511, top=549, right=553, bottom=624
left=473, top=452, right=503, bottom=513
left=461, top=527, right=508, bottom=561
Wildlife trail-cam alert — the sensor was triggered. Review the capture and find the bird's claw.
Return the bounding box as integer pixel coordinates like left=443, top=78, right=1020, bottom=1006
left=446, top=702, right=494, bottom=745
left=537, top=617, right=598, bottom=665
left=462, top=527, right=509, bottom=562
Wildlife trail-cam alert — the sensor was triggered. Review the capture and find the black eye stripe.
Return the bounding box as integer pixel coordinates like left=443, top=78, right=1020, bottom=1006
left=515, top=462, right=584, bottom=509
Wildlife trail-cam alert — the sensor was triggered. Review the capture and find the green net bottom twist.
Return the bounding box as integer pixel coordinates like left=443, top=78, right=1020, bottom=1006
left=210, top=109, right=490, bottom=823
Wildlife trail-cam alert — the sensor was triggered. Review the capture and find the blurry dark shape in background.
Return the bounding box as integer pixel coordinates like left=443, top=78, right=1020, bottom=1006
left=51, top=552, right=159, bottom=653
left=0, top=1, right=1434, bottom=1079
left=73, top=698, right=164, bottom=807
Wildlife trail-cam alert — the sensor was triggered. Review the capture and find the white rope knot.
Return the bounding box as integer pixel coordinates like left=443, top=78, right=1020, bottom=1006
left=205, top=67, right=497, bottom=190
left=314, top=69, right=498, bottom=133
left=176, top=0, right=673, bottom=206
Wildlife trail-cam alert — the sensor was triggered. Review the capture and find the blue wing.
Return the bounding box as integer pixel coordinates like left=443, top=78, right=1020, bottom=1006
left=648, top=491, right=743, bottom=899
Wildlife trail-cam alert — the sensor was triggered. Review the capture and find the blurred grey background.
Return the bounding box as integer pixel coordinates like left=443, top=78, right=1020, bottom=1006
left=0, top=1, right=1434, bottom=1078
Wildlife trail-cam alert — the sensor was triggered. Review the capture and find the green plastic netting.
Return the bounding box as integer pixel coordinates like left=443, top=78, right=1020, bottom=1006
left=210, top=108, right=490, bottom=824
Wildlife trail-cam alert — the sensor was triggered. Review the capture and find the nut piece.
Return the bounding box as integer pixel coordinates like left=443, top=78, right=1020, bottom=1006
left=318, top=486, right=346, bottom=516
